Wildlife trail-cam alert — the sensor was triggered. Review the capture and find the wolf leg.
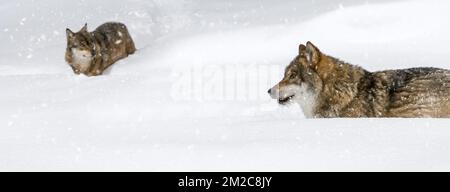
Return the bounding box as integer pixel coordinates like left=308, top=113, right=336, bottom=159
left=70, top=65, right=81, bottom=75
left=86, top=58, right=103, bottom=76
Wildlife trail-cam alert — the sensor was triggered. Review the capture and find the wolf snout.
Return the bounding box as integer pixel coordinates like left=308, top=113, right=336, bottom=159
left=268, top=86, right=279, bottom=99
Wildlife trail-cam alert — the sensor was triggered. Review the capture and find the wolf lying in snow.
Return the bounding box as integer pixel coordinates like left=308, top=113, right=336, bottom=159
left=65, top=22, right=136, bottom=76
left=268, top=42, right=450, bottom=118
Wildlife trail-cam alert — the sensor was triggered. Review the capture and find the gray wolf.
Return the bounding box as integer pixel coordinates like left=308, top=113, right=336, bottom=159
left=65, top=22, right=136, bottom=76
left=268, top=41, right=450, bottom=118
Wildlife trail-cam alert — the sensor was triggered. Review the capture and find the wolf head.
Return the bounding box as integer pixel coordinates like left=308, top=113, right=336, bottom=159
left=268, top=41, right=329, bottom=117
left=66, top=23, right=94, bottom=73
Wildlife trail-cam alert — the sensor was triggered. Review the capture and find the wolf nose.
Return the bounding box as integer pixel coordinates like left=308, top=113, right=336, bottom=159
left=267, top=89, right=272, bottom=94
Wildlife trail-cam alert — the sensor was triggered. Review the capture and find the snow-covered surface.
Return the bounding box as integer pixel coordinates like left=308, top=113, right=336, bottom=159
left=1, top=0, right=450, bottom=171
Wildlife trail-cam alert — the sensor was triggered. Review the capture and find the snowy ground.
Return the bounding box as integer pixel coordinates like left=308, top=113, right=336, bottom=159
left=1, top=0, right=450, bottom=171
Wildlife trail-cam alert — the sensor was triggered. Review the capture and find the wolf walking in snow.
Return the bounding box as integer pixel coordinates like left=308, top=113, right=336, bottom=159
left=268, top=41, right=450, bottom=118
left=65, top=22, right=136, bottom=76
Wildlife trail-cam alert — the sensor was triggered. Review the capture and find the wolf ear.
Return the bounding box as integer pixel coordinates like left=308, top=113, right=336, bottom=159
left=66, top=28, right=74, bottom=38
left=305, top=41, right=334, bottom=78
left=299, top=44, right=306, bottom=55
left=305, top=41, right=321, bottom=66
left=80, top=23, right=88, bottom=32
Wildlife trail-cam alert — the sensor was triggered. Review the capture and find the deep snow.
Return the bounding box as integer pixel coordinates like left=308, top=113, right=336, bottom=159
left=1, top=0, right=450, bottom=171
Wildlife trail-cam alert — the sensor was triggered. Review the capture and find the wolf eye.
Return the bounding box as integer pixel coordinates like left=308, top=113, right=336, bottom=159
left=291, top=71, right=298, bottom=77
